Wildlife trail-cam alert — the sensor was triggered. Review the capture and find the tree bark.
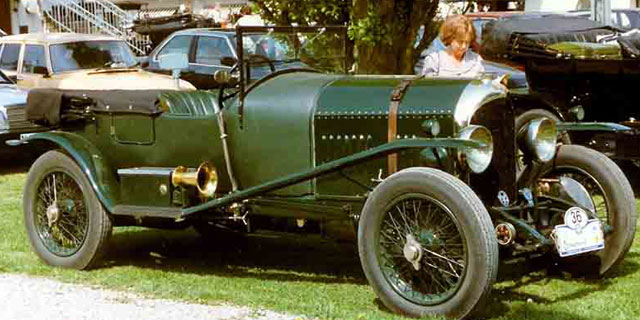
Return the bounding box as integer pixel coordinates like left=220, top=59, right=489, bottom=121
left=352, top=0, right=440, bottom=74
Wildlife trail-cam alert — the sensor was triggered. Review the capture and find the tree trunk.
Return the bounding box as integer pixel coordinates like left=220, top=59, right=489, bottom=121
left=352, top=0, right=439, bottom=75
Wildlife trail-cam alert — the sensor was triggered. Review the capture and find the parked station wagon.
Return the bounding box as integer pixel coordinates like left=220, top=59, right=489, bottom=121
left=16, top=26, right=636, bottom=319
left=0, top=33, right=195, bottom=90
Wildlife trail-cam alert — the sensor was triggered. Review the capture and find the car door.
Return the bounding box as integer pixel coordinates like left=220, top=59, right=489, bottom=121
left=17, top=44, right=48, bottom=89
left=0, top=43, right=22, bottom=80
left=190, top=35, right=234, bottom=89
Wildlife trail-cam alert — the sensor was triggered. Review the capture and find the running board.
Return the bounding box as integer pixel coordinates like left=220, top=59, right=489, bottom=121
left=111, top=205, right=182, bottom=219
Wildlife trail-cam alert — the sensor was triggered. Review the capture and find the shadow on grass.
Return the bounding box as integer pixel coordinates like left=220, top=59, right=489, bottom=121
left=103, top=227, right=367, bottom=285
left=102, top=225, right=638, bottom=319
left=483, top=302, right=610, bottom=320
left=0, top=158, right=32, bottom=175
left=483, top=255, right=639, bottom=319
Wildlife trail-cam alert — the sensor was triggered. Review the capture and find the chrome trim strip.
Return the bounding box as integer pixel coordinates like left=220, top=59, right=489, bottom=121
left=117, top=167, right=174, bottom=176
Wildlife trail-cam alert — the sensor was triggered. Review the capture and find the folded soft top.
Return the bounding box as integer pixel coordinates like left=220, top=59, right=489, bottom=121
left=480, top=16, right=630, bottom=61
left=26, top=89, right=167, bottom=126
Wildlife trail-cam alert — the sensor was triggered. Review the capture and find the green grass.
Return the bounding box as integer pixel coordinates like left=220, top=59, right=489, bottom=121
left=1, top=166, right=640, bottom=320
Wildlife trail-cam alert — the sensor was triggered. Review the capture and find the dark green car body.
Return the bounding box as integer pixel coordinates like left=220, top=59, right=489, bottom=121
left=22, top=73, right=502, bottom=217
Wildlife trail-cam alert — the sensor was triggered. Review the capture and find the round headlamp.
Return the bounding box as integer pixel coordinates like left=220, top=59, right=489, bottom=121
left=523, top=117, right=557, bottom=162
left=459, top=125, right=493, bottom=173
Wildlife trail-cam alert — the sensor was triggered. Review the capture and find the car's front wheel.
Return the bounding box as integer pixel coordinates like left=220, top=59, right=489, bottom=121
left=539, top=145, right=636, bottom=275
left=358, top=168, right=498, bottom=319
left=23, top=150, right=112, bottom=270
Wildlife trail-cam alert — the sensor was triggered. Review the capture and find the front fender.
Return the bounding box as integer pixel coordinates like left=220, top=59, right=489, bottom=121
left=23, top=131, right=119, bottom=213
left=557, top=122, right=631, bottom=132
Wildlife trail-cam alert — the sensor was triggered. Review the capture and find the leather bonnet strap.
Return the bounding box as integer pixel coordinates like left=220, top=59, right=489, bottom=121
left=387, top=79, right=413, bottom=175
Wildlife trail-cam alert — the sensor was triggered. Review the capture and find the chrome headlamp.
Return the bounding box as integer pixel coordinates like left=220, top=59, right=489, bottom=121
left=521, top=117, right=557, bottom=162
left=459, top=125, right=493, bottom=173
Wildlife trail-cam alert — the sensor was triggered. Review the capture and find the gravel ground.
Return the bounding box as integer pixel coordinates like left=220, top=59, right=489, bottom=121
left=0, top=274, right=301, bottom=320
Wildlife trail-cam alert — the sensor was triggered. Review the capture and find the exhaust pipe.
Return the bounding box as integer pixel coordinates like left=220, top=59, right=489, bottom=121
left=172, top=162, right=218, bottom=197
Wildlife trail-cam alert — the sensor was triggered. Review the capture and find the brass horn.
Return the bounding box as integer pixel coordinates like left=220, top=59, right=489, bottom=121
left=171, top=162, right=218, bottom=197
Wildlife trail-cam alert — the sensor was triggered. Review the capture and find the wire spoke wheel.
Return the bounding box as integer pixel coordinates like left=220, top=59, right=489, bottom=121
left=33, top=171, right=89, bottom=257
left=543, top=168, right=609, bottom=225
left=24, top=150, right=112, bottom=270
left=358, top=168, right=497, bottom=318
left=378, top=194, right=466, bottom=305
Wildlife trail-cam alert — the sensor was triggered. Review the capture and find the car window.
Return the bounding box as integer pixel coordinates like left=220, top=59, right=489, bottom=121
left=618, top=12, right=632, bottom=28
left=157, top=35, right=192, bottom=60
left=50, top=40, right=137, bottom=73
left=194, top=36, right=233, bottom=66
left=242, top=34, right=291, bottom=61
left=0, top=43, right=21, bottom=71
left=22, top=44, right=47, bottom=74
left=472, top=20, right=487, bottom=44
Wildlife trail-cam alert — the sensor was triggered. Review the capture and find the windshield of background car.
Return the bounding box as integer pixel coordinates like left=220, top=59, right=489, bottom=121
left=0, top=43, right=21, bottom=71
left=238, top=29, right=348, bottom=74
left=50, top=40, right=137, bottom=73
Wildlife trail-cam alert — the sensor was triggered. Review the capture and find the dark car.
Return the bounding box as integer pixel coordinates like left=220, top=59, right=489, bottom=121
left=14, top=26, right=635, bottom=320
left=480, top=15, right=640, bottom=163
left=145, top=28, right=306, bottom=89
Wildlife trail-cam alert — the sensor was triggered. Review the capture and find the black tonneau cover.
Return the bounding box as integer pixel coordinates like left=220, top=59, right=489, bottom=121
left=482, top=16, right=621, bottom=61
left=26, top=89, right=167, bottom=126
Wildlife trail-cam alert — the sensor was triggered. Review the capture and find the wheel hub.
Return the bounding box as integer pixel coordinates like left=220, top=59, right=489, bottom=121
left=403, top=234, right=423, bottom=271
left=46, top=203, right=60, bottom=227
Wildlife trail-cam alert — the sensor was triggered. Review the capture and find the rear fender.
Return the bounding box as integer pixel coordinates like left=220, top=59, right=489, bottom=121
left=23, top=132, right=119, bottom=213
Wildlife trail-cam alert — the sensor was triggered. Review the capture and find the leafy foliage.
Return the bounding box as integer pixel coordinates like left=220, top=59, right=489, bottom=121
left=253, top=0, right=350, bottom=26
left=254, top=0, right=442, bottom=74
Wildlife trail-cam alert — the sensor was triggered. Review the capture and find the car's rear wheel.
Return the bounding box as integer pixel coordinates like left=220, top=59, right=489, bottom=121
left=24, top=150, right=112, bottom=270
left=358, top=168, right=497, bottom=319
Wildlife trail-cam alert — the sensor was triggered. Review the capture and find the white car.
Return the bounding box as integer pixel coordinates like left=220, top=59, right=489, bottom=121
left=0, top=33, right=195, bottom=91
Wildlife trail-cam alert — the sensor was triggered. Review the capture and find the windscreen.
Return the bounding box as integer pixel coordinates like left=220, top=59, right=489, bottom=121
left=50, top=40, right=137, bottom=73
left=237, top=27, right=349, bottom=78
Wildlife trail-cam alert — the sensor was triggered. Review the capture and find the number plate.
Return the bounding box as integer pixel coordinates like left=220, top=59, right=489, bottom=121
left=553, top=207, right=605, bottom=257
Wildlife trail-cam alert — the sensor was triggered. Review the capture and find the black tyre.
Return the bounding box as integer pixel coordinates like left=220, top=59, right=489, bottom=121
left=540, top=145, right=636, bottom=275
left=358, top=168, right=498, bottom=319
left=24, top=150, right=112, bottom=270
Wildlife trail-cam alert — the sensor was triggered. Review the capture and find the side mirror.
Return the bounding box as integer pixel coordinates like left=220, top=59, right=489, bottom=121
left=214, top=70, right=231, bottom=85
left=7, top=75, right=17, bottom=83
left=220, top=56, right=237, bottom=67
left=158, top=53, right=189, bottom=78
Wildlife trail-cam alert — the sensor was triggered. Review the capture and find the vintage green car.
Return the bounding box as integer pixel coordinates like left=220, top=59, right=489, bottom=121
left=15, top=26, right=636, bottom=319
